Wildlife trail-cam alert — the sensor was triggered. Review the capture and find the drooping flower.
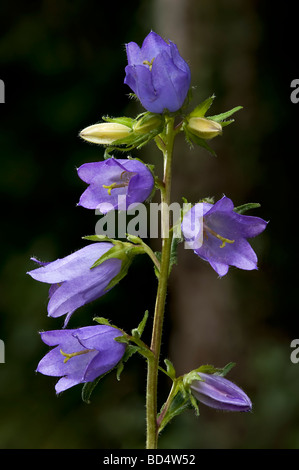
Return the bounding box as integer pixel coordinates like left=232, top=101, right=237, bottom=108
left=27, top=243, right=122, bottom=325
left=190, top=372, right=252, bottom=412
left=124, top=31, right=191, bottom=114
left=77, top=157, right=154, bottom=213
left=37, top=325, right=126, bottom=393
left=181, top=195, right=267, bottom=277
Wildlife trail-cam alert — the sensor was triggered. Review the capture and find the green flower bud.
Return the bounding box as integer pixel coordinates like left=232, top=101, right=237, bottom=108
left=187, top=117, right=222, bottom=140
left=132, top=114, right=163, bottom=134
left=80, top=123, right=131, bottom=145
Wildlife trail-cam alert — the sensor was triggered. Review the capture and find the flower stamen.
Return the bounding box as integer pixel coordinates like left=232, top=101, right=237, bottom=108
left=203, top=223, right=234, bottom=248
left=60, top=348, right=95, bottom=364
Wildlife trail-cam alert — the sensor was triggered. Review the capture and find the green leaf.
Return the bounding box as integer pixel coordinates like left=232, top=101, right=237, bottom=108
left=234, top=202, right=261, bottom=214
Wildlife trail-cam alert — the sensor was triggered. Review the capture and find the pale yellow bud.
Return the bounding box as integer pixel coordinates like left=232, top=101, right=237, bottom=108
left=79, top=123, right=131, bottom=145
left=187, top=117, right=222, bottom=140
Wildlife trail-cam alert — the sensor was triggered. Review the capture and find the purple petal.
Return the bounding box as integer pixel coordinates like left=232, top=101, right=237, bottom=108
left=27, top=243, right=114, bottom=284
left=47, top=258, right=122, bottom=318
left=140, top=31, right=169, bottom=60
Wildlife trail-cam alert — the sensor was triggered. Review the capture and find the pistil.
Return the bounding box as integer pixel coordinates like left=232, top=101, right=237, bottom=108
left=203, top=223, right=234, bottom=248
left=60, top=348, right=95, bottom=364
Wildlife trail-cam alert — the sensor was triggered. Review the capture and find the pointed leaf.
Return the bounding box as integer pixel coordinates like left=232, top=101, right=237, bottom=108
left=208, top=105, right=243, bottom=122
left=189, top=95, right=216, bottom=118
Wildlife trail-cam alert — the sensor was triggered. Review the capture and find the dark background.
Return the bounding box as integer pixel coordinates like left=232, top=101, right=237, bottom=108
left=0, top=0, right=298, bottom=449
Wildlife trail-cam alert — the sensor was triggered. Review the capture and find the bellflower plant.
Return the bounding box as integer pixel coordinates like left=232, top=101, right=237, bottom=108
left=37, top=325, right=126, bottom=393
left=29, top=30, right=268, bottom=449
left=77, top=157, right=154, bottom=213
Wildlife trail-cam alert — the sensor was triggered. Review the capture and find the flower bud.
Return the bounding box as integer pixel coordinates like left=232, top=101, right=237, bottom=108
left=190, top=372, right=252, bottom=412
left=187, top=117, right=222, bottom=140
left=133, top=115, right=163, bottom=134
left=80, top=123, right=131, bottom=145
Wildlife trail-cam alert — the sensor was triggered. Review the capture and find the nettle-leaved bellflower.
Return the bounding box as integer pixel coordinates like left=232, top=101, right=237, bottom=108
left=124, top=31, right=191, bottom=114
left=37, top=325, right=126, bottom=393
left=27, top=243, right=122, bottom=325
left=182, top=196, right=267, bottom=277
left=77, top=157, right=154, bottom=213
left=190, top=372, right=252, bottom=412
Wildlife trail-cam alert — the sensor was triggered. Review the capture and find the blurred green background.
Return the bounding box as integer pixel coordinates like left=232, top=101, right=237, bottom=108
left=1, top=0, right=299, bottom=449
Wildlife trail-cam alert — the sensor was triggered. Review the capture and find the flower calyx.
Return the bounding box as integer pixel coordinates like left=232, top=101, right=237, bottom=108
left=183, top=94, right=243, bottom=155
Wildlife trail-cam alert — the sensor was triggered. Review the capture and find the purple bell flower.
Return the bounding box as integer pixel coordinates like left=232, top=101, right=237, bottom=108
left=37, top=325, right=126, bottom=393
left=27, top=243, right=122, bottom=325
left=191, top=372, right=252, bottom=412
left=182, top=195, right=267, bottom=277
left=77, top=157, right=154, bottom=213
left=124, top=31, right=191, bottom=114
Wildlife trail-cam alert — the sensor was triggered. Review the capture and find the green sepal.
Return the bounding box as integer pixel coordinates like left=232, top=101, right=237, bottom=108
left=81, top=373, right=110, bottom=404
left=82, top=234, right=119, bottom=244
left=92, top=316, right=112, bottom=327
left=157, top=389, right=190, bottom=434
left=208, top=105, right=243, bottom=124
left=115, top=344, right=140, bottom=381
left=189, top=94, right=216, bottom=118
left=234, top=202, right=261, bottom=214
left=131, top=310, right=149, bottom=339
left=102, top=115, right=135, bottom=129
left=163, top=359, right=176, bottom=381
left=183, top=124, right=217, bottom=156
left=101, top=112, right=164, bottom=153
left=87, top=239, right=144, bottom=291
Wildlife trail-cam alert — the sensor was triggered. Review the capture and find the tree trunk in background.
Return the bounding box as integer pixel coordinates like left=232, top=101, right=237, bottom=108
left=152, top=0, right=260, bottom=375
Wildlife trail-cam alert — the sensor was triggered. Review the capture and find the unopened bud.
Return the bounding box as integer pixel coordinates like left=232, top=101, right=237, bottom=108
left=80, top=123, right=131, bottom=145
left=133, top=115, right=163, bottom=134
left=187, top=117, right=222, bottom=140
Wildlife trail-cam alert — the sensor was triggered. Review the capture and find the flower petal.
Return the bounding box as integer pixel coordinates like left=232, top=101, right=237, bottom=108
left=47, top=258, right=122, bottom=318
left=27, top=243, right=114, bottom=284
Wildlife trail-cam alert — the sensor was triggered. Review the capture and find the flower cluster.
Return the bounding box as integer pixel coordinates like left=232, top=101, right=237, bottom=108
left=28, top=30, right=267, bottom=444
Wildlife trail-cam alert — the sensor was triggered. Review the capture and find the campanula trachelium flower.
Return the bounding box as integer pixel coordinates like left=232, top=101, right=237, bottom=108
left=37, top=325, right=126, bottom=393
left=182, top=195, right=267, bottom=277
left=77, top=157, right=154, bottom=213
left=27, top=243, right=122, bottom=325
left=124, top=31, right=191, bottom=114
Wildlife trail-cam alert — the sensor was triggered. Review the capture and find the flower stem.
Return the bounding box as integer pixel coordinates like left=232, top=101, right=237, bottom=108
left=146, top=116, right=175, bottom=449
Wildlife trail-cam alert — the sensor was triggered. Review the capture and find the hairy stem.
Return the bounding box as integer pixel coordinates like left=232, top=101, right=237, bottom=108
left=146, top=116, right=175, bottom=449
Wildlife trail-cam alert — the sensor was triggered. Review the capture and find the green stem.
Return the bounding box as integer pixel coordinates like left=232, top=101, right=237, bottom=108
left=146, top=116, right=175, bottom=449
